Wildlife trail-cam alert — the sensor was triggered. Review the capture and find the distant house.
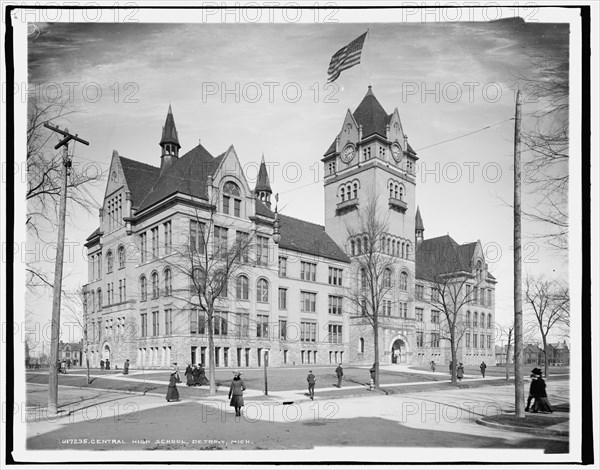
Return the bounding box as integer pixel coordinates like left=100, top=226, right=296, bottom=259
left=495, top=344, right=512, bottom=366
left=58, top=341, right=83, bottom=366
left=523, top=343, right=544, bottom=365
left=547, top=340, right=570, bottom=366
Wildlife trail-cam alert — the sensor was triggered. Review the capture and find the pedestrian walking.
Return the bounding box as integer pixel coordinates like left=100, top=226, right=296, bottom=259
left=430, top=360, right=436, bottom=373
left=480, top=361, right=487, bottom=378
left=457, top=363, right=464, bottom=381
left=530, top=368, right=553, bottom=413
left=100, top=359, right=105, bottom=371
left=307, top=370, right=316, bottom=400
left=166, top=363, right=180, bottom=402
left=369, top=363, right=376, bottom=381
left=525, top=370, right=537, bottom=412
left=449, top=360, right=453, bottom=374
left=105, top=359, right=110, bottom=370
left=228, top=370, right=246, bottom=417
left=335, top=363, right=344, bottom=388
left=192, top=364, right=200, bottom=386
left=185, top=364, right=194, bottom=386
left=123, top=359, right=130, bottom=375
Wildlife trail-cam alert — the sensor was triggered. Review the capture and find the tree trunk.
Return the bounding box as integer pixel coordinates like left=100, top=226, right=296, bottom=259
left=505, top=337, right=512, bottom=381
left=208, top=311, right=216, bottom=395
left=373, top=316, right=379, bottom=387
left=542, top=335, right=549, bottom=378
left=450, top=330, right=457, bottom=384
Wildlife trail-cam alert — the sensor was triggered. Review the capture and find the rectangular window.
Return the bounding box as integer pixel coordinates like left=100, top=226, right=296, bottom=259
left=415, top=307, right=424, bottom=321
left=214, top=226, right=228, bottom=260
left=480, top=334, right=485, bottom=349
left=96, top=253, right=102, bottom=280
left=164, top=221, right=172, bottom=255
left=140, top=313, right=147, bottom=337
left=278, top=288, right=287, bottom=310
left=118, top=280, right=123, bottom=303
left=431, top=287, right=439, bottom=302
left=164, top=308, right=172, bottom=335
left=140, top=233, right=147, bottom=263
left=466, top=333, right=471, bottom=347
left=416, top=331, right=424, bottom=347
left=152, top=310, right=159, bottom=336
left=328, top=295, right=342, bottom=315
left=300, top=262, right=317, bottom=281
left=300, top=291, right=316, bottom=312
left=473, top=334, right=478, bottom=348
left=415, top=285, right=424, bottom=300
left=151, top=227, right=159, bottom=259
left=431, top=309, right=440, bottom=323
left=256, top=314, right=269, bottom=338
left=236, top=312, right=249, bottom=338
left=401, top=302, right=408, bottom=318
left=300, top=322, right=317, bottom=342
left=236, top=232, right=250, bottom=263
left=487, top=335, right=492, bottom=349
left=466, top=284, right=473, bottom=303
left=431, top=332, right=440, bottom=348
left=257, top=236, right=269, bottom=265
left=328, top=267, right=343, bottom=286
left=190, top=309, right=198, bottom=334
left=223, top=195, right=230, bottom=215
left=363, top=146, right=371, bottom=160
left=278, top=257, right=287, bottom=277
left=473, top=314, right=478, bottom=327
left=234, top=199, right=241, bottom=217
left=279, top=319, right=287, bottom=340
left=190, top=220, right=206, bottom=255
left=328, top=324, right=342, bottom=343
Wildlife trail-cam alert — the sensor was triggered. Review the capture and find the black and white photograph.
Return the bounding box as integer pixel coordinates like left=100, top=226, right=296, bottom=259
left=2, top=1, right=597, bottom=467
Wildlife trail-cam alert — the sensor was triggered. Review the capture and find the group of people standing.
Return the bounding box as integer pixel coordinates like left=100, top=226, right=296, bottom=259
left=184, top=364, right=208, bottom=387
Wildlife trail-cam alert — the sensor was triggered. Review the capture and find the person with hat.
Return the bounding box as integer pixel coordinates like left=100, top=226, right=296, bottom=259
left=480, top=361, right=487, bottom=378
left=123, top=359, right=130, bottom=375
left=456, top=363, right=465, bottom=381
left=306, top=370, right=316, bottom=400
left=335, top=363, right=344, bottom=388
left=166, top=363, right=180, bottom=402
left=529, top=367, right=553, bottom=413
left=525, top=368, right=539, bottom=412
left=228, top=370, right=246, bottom=417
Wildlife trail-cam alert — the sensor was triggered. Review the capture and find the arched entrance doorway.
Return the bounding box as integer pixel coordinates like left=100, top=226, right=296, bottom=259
left=391, top=338, right=407, bottom=364
left=103, top=344, right=111, bottom=361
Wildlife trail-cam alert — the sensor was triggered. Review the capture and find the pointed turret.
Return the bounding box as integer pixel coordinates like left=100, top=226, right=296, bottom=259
left=255, top=154, right=272, bottom=207
left=159, top=104, right=181, bottom=173
left=415, top=206, right=424, bottom=248
left=352, top=86, right=389, bottom=140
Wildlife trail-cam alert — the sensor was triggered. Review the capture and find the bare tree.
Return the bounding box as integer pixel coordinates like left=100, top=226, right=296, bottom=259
left=26, top=94, right=105, bottom=289
left=519, top=54, right=569, bottom=250
left=341, top=195, right=396, bottom=387
left=497, top=322, right=514, bottom=381
left=165, top=188, right=259, bottom=395
left=64, top=287, right=91, bottom=384
left=524, top=274, right=569, bottom=377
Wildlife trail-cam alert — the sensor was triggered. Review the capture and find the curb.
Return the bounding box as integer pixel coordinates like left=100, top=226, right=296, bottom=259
left=475, top=417, right=569, bottom=437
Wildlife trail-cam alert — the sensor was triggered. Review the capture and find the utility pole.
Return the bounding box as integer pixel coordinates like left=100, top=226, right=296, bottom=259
left=513, top=90, right=524, bottom=419
left=44, top=123, right=89, bottom=416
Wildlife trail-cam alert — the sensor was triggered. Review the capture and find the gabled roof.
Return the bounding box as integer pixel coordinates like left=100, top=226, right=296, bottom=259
left=255, top=155, right=272, bottom=193
left=119, top=157, right=161, bottom=207
left=416, top=235, right=477, bottom=282
left=86, top=227, right=101, bottom=241
left=255, top=200, right=275, bottom=218
left=137, top=143, right=223, bottom=212
left=278, top=214, right=350, bottom=263
left=353, top=86, right=390, bottom=140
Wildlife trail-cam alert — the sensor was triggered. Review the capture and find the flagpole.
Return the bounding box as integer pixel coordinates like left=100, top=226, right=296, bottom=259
left=367, top=27, right=371, bottom=87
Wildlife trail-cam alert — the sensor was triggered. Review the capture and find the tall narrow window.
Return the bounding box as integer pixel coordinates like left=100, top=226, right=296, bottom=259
left=223, top=181, right=242, bottom=216
left=140, top=276, right=147, bottom=302
left=140, top=233, right=147, bottom=263
left=106, top=250, right=114, bottom=273
left=214, top=226, right=228, bottom=260
left=164, top=221, right=172, bottom=255
left=257, top=236, right=269, bottom=265
left=257, top=279, right=269, bottom=303
left=151, top=227, right=159, bottom=259
left=152, top=272, right=159, bottom=299
left=164, top=268, right=172, bottom=296
left=236, top=275, right=249, bottom=300
left=190, top=220, right=206, bottom=255
left=118, top=245, right=125, bottom=269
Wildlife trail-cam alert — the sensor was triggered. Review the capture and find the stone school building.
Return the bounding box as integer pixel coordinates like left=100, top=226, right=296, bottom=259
left=83, top=88, right=496, bottom=369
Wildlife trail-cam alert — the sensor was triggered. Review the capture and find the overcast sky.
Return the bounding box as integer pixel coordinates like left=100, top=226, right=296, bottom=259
left=23, top=12, right=572, bottom=346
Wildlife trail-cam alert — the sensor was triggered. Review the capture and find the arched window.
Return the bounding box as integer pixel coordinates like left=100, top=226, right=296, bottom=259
left=488, top=313, right=492, bottom=329
left=359, top=337, right=365, bottom=354
left=356, top=238, right=362, bottom=255
left=118, top=245, right=125, bottom=269
left=473, top=311, right=478, bottom=327
left=90, top=290, right=95, bottom=313
left=360, top=268, right=368, bottom=289
left=106, top=250, right=114, bottom=273
left=151, top=272, right=159, bottom=299
left=394, top=184, right=399, bottom=199
left=481, top=312, right=485, bottom=329
left=140, top=276, right=147, bottom=302
left=222, top=181, right=242, bottom=217
left=405, top=242, right=411, bottom=259
left=476, top=260, right=483, bottom=281
left=256, top=278, right=269, bottom=302
left=352, top=182, right=358, bottom=199
left=389, top=183, right=394, bottom=198
left=387, top=237, right=391, bottom=254
left=350, top=239, right=355, bottom=256
left=164, top=268, right=172, bottom=296
left=401, top=242, right=405, bottom=258
left=399, top=185, right=404, bottom=200
left=364, top=236, right=369, bottom=252
left=384, top=268, right=392, bottom=288
left=236, top=275, right=249, bottom=300
left=466, top=311, right=471, bottom=328
left=97, top=288, right=102, bottom=310
left=340, top=187, right=345, bottom=202
left=399, top=271, right=408, bottom=290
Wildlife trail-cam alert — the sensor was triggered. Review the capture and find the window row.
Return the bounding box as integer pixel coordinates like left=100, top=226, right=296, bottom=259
left=465, top=311, right=493, bottom=329
left=140, top=220, right=172, bottom=263
left=278, top=258, right=344, bottom=287
left=106, top=193, right=123, bottom=232
left=350, top=235, right=412, bottom=259
left=140, top=308, right=174, bottom=337
left=388, top=180, right=405, bottom=200
left=466, top=284, right=494, bottom=307
left=360, top=268, right=409, bottom=290
left=464, top=333, right=493, bottom=349
left=139, top=269, right=173, bottom=302
left=89, top=316, right=128, bottom=343
left=338, top=179, right=360, bottom=202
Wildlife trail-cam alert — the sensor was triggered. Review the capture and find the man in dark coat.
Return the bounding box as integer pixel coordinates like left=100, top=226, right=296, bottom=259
left=105, top=359, right=110, bottom=370
left=185, top=364, right=194, bottom=386
left=100, top=359, right=105, bottom=371
left=480, top=362, right=487, bottom=378
left=335, top=363, right=343, bottom=388
left=457, top=363, right=465, bottom=381
left=192, top=364, right=201, bottom=386
left=307, top=370, right=316, bottom=400
left=123, top=359, right=130, bottom=375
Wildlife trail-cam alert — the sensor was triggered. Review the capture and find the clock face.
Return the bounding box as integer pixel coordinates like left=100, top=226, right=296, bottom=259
left=341, top=144, right=355, bottom=163
left=391, top=144, right=402, bottom=163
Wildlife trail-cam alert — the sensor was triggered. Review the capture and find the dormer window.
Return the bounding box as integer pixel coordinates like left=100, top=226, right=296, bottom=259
left=223, top=182, right=242, bottom=217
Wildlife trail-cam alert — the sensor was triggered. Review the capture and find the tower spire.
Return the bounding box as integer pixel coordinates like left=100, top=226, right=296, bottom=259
left=160, top=104, right=181, bottom=173
left=255, top=154, right=272, bottom=208
left=415, top=206, right=424, bottom=248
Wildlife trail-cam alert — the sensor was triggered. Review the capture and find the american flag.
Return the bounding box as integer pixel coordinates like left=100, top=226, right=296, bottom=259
left=327, top=32, right=368, bottom=83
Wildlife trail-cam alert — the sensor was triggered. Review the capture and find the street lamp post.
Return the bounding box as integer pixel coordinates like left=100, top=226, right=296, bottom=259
left=264, top=349, right=269, bottom=395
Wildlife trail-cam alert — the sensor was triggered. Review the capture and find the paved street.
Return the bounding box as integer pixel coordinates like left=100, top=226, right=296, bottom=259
left=25, top=365, right=570, bottom=456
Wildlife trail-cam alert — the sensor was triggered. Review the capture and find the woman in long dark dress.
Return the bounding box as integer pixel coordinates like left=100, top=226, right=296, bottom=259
left=228, top=370, right=246, bottom=417
left=531, top=370, right=553, bottom=413
left=192, top=365, right=201, bottom=386
left=185, top=364, right=194, bottom=386
left=166, top=364, right=180, bottom=402
left=198, top=364, right=208, bottom=385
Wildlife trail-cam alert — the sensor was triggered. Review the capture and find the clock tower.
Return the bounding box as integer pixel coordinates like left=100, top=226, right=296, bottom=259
left=322, top=86, right=418, bottom=255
